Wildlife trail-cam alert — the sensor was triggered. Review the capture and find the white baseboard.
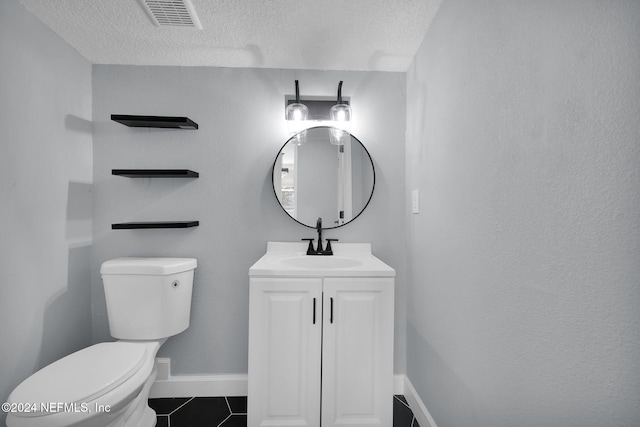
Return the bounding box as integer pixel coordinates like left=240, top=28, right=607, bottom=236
left=150, top=374, right=248, bottom=398
left=151, top=373, right=407, bottom=398
left=403, top=376, right=438, bottom=427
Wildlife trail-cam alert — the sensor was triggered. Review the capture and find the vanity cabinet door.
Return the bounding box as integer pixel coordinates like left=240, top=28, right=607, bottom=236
left=248, top=277, right=323, bottom=427
left=321, top=278, right=394, bottom=427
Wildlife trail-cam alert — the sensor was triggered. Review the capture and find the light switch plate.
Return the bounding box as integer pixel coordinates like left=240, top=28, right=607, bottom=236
left=412, top=190, right=420, bottom=214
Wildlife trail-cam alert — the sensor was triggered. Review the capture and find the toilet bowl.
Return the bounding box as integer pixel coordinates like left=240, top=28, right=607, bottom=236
left=6, top=257, right=197, bottom=427
left=7, top=341, right=160, bottom=427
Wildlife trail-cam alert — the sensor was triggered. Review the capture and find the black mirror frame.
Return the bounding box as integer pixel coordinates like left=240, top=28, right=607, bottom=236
left=271, top=126, right=376, bottom=229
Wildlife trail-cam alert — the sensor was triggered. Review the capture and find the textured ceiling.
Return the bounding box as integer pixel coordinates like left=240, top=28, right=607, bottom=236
left=18, top=0, right=442, bottom=72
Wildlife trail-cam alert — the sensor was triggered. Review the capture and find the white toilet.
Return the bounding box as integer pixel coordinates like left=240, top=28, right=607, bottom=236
left=6, top=257, right=197, bottom=427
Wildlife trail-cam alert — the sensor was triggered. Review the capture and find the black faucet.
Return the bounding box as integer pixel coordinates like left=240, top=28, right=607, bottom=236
left=316, top=217, right=323, bottom=252
left=302, top=217, right=338, bottom=256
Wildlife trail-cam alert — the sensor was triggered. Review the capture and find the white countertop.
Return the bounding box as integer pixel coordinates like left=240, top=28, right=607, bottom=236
left=249, top=242, right=395, bottom=277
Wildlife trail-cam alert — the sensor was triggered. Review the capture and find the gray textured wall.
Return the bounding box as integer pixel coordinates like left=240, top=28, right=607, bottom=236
left=91, top=66, right=407, bottom=375
left=405, top=0, right=640, bottom=425
left=0, top=0, right=93, bottom=422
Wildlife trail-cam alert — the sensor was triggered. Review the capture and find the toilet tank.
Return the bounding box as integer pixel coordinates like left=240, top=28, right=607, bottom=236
left=100, top=257, right=197, bottom=340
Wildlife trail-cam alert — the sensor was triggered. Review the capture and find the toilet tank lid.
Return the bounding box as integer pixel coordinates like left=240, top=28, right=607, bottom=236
left=101, top=257, right=197, bottom=275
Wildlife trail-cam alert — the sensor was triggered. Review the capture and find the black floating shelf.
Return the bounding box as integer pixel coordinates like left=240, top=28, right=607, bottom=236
left=111, top=115, right=198, bottom=129
left=112, top=221, right=199, bottom=230
left=112, top=169, right=199, bottom=178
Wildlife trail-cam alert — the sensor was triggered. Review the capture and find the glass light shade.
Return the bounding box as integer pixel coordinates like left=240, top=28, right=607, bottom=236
left=286, top=102, right=309, bottom=145
left=286, top=102, right=309, bottom=122
left=330, top=103, right=352, bottom=126
left=330, top=103, right=352, bottom=145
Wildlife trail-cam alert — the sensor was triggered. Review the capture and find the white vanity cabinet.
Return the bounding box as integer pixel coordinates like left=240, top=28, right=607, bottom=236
left=248, top=242, right=395, bottom=427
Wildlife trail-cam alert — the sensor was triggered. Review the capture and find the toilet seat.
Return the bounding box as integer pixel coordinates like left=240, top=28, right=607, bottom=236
left=8, top=342, right=148, bottom=417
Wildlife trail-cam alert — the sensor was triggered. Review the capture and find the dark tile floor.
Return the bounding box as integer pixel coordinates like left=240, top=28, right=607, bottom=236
left=149, top=395, right=420, bottom=426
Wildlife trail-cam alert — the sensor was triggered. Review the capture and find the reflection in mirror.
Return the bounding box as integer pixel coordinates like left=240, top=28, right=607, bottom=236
left=272, top=126, right=375, bottom=229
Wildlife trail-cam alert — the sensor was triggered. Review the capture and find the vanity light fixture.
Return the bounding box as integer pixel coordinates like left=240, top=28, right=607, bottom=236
left=285, top=80, right=309, bottom=145
left=284, top=81, right=352, bottom=144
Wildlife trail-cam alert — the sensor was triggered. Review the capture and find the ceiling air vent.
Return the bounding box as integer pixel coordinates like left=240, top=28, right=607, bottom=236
left=137, top=0, right=202, bottom=29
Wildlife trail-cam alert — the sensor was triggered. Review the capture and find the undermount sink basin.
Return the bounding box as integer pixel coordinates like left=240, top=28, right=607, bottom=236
left=281, top=256, right=363, bottom=269
left=249, top=242, right=395, bottom=277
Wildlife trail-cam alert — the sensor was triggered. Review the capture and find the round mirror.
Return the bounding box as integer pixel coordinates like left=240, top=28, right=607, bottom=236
left=272, top=126, right=375, bottom=229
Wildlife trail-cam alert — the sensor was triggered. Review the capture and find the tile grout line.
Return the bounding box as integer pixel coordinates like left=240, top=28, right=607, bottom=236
left=395, top=394, right=412, bottom=410
left=216, top=396, right=234, bottom=427
left=394, top=395, right=418, bottom=427
left=165, top=396, right=195, bottom=427
left=168, top=396, right=195, bottom=416
left=216, top=413, right=232, bottom=427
